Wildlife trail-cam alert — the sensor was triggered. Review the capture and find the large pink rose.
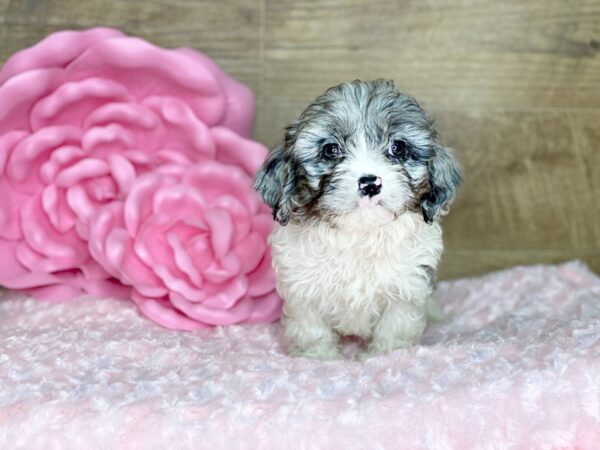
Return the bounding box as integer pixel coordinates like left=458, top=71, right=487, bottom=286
left=0, top=28, right=261, bottom=300
left=88, top=162, right=281, bottom=330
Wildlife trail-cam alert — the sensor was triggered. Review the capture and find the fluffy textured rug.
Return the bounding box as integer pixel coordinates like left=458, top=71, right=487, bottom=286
left=1, top=261, right=600, bottom=449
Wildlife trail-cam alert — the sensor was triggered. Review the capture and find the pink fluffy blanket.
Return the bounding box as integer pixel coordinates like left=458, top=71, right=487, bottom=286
left=1, top=261, right=600, bottom=449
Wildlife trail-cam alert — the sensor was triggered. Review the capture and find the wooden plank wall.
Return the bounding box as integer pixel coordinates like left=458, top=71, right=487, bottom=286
left=1, top=0, right=599, bottom=279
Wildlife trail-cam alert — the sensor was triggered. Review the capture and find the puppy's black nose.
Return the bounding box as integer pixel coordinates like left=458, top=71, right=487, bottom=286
left=358, top=175, right=382, bottom=197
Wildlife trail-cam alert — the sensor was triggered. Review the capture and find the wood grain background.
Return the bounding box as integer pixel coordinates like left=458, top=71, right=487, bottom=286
left=1, top=0, right=598, bottom=278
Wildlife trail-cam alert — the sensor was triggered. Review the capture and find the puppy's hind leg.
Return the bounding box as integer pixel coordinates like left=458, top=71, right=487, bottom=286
left=283, top=307, right=342, bottom=360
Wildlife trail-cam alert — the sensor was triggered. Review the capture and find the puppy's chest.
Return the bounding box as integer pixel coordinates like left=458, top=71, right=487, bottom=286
left=308, top=238, right=405, bottom=298
left=270, top=215, right=442, bottom=306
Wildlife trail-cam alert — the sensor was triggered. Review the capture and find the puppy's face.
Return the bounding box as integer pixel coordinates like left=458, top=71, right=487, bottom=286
left=255, top=80, right=461, bottom=228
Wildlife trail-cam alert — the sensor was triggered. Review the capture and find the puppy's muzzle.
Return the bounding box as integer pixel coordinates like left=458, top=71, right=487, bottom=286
left=358, top=175, right=382, bottom=197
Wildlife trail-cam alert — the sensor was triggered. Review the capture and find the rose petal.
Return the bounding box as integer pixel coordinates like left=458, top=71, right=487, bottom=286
left=154, top=264, right=206, bottom=302
left=79, top=259, right=112, bottom=280
left=252, top=212, right=276, bottom=238
left=66, top=184, right=97, bottom=227
left=20, top=267, right=129, bottom=301
left=167, top=232, right=203, bottom=286
left=132, top=219, right=164, bottom=267
left=39, top=145, right=85, bottom=184
left=151, top=184, right=206, bottom=218
left=121, top=149, right=153, bottom=166
left=88, top=203, right=167, bottom=298
left=0, top=180, right=29, bottom=240
left=84, top=176, right=118, bottom=202
left=0, top=132, right=29, bottom=239
left=20, top=196, right=87, bottom=264
left=169, top=291, right=253, bottom=326
left=188, top=234, right=213, bottom=272
left=7, top=125, right=81, bottom=191
left=132, top=291, right=208, bottom=331
left=212, top=126, right=268, bottom=177
left=0, top=240, right=62, bottom=288
left=233, top=232, right=267, bottom=274
left=104, top=228, right=167, bottom=298
left=15, top=238, right=84, bottom=274
left=246, top=291, right=283, bottom=324
left=42, top=184, right=76, bottom=233
left=185, top=163, right=260, bottom=213
left=201, top=253, right=242, bottom=284
left=0, top=68, right=64, bottom=134
left=23, top=283, right=85, bottom=302
left=107, top=153, right=137, bottom=195
left=168, top=220, right=207, bottom=242
left=55, top=158, right=110, bottom=186
left=247, top=253, right=277, bottom=298
left=84, top=102, right=159, bottom=130
left=87, top=202, right=125, bottom=277
left=144, top=96, right=217, bottom=159
left=174, top=47, right=256, bottom=137
left=76, top=277, right=131, bottom=300
left=204, top=209, right=234, bottom=260
left=81, top=123, right=136, bottom=153
left=84, top=103, right=163, bottom=156
left=0, top=130, right=27, bottom=174
left=103, top=227, right=134, bottom=278
left=201, top=274, right=248, bottom=309
left=30, top=78, right=133, bottom=130
left=134, top=219, right=202, bottom=300
left=64, top=36, right=226, bottom=126
left=0, top=28, right=124, bottom=86
left=210, top=194, right=252, bottom=243
left=152, top=150, right=195, bottom=166
left=124, top=172, right=167, bottom=236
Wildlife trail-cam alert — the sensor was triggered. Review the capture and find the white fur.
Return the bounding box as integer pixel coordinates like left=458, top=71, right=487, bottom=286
left=269, top=211, right=443, bottom=359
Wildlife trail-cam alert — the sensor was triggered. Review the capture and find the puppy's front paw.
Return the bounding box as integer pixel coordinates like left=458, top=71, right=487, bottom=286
left=361, top=339, right=415, bottom=359
left=283, top=311, right=342, bottom=359
left=289, top=344, right=344, bottom=360
left=363, top=300, right=426, bottom=358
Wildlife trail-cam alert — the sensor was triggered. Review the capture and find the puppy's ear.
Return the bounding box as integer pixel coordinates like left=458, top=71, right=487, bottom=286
left=421, top=145, right=462, bottom=224
left=254, top=144, right=296, bottom=226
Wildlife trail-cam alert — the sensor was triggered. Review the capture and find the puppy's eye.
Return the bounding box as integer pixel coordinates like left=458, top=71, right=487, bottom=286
left=322, top=142, right=343, bottom=159
left=388, top=139, right=409, bottom=160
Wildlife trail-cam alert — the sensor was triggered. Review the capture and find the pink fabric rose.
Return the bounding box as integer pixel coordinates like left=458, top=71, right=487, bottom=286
left=88, top=162, right=281, bottom=330
left=0, top=28, right=261, bottom=301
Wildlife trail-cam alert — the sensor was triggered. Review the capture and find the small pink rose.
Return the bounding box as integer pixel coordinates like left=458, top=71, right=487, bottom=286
left=89, top=162, right=281, bottom=330
left=0, top=28, right=261, bottom=300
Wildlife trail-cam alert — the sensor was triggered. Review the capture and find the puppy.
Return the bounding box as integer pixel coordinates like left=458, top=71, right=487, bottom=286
left=255, top=80, right=461, bottom=359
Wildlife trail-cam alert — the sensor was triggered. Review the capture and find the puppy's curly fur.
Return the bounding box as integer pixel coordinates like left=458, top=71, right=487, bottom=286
left=255, top=80, right=461, bottom=359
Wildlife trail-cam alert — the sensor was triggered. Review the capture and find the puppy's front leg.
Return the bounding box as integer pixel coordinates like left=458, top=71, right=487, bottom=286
left=283, top=303, right=342, bottom=359
left=366, top=299, right=427, bottom=356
